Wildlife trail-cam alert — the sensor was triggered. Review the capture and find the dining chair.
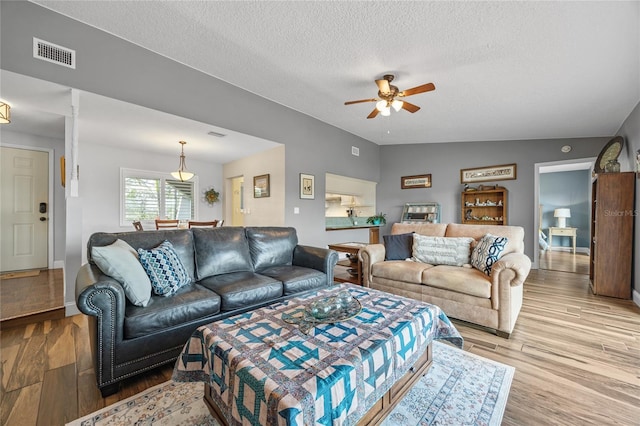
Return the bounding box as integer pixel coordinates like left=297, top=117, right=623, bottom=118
left=217, top=220, right=224, bottom=227
left=132, top=221, right=144, bottom=231
left=188, top=220, right=218, bottom=228
left=155, top=219, right=179, bottom=230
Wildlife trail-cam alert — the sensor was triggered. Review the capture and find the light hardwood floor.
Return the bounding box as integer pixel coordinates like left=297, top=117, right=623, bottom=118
left=0, top=269, right=65, bottom=324
left=1, top=268, right=639, bottom=426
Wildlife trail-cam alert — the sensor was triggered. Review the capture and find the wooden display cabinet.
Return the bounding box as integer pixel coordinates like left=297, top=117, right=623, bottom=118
left=589, top=172, right=634, bottom=299
left=461, top=186, right=507, bottom=225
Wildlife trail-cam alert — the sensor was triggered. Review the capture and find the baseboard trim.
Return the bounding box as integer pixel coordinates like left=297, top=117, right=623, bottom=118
left=65, top=302, right=80, bottom=317
left=633, top=289, right=640, bottom=308
left=53, top=260, right=65, bottom=269
left=547, top=247, right=589, bottom=254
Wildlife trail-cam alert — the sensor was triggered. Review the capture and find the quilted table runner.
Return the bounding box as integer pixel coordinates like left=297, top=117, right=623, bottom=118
left=173, top=283, right=463, bottom=426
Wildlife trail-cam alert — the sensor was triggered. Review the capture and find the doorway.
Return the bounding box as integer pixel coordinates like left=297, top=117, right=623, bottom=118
left=230, top=176, right=244, bottom=226
left=0, top=146, right=50, bottom=272
left=534, top=158, right=595, bottom=274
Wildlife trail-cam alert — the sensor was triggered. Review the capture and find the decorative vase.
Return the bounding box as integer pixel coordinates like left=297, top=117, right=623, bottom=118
left=373, top=218, right=381, bottom=225
left=605, top=159, right=620, bottom=173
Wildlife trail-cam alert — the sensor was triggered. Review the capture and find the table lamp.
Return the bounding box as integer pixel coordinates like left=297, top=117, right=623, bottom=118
left=554, top=208, right=571, bottom=228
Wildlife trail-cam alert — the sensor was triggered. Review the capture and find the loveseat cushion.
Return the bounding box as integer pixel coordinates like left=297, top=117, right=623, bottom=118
left=193, top=227, right=253, bottom=279
left=259, top=265, right=326, bottom=295
left=246, top=227, right=297, bottom=271
left=422, top=265, right=491, bottom=298
left=199, top=272, right=283, bottom=311
left=123, top=283, right=221, bottom=339
left=371, top=260, right=435, bottom=283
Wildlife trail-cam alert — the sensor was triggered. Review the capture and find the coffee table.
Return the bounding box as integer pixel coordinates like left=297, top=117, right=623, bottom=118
left=173, top=284, right=462, bottom=426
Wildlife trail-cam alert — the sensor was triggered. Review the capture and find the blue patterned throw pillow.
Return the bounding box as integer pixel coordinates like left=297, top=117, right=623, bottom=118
left=138, top=240, right=191, bottom=296
left=471, top=234, right=508, bottom=276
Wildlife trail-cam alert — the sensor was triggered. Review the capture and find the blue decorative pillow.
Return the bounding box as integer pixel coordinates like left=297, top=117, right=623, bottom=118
left=383, top=233, right=414, bottom=260
left=138, top=240, right=191, bottom=296
left=471, top=234, right=508, bottom=276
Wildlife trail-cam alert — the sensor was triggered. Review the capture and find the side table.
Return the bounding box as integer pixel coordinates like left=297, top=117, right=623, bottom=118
left=328, top=242, right=368, bottom=285
left=548, top=227, right=577, bottom=254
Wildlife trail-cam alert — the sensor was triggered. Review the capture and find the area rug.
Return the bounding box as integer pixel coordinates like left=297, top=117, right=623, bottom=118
left=67, top=341, right=514, bottom=426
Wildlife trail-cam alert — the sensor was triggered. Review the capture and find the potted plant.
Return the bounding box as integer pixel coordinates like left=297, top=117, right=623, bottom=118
left=366, top=212, right=387, bottom=226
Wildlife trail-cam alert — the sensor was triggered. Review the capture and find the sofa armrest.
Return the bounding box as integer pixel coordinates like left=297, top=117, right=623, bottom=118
left=492, top=252, right=531, bottom=288
left=293, top=245, right=339, bottom=283
left=358, top=244, right=386, bottom=288
left=76, top=263, right=126, bottom=339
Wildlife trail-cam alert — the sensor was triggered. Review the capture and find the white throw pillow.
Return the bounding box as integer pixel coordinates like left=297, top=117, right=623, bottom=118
left=91, top=239, right=152, bottom=307
left=412, top=234, right=475, bottom=266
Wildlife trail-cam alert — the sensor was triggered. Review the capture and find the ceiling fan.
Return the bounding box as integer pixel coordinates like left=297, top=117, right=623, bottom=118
left=344, top=74, right=435, bottom=119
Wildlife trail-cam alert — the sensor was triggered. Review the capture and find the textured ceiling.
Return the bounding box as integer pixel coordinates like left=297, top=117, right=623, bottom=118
left=33, top=1, right=640, bottom=145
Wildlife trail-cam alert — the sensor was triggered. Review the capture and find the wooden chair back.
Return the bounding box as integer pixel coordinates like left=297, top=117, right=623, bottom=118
left=217, top=220, right=224, bottom=227
left=132, top=221, right=144, bottom=231
left=155, top=219, right=179, bottom=230
left=188, top=220, right=218, bottom=228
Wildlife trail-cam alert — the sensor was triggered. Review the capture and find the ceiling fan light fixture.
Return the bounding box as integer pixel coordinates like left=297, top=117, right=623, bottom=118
left=391, top=99, right=403, bottom=112
left=170, top=141, right=195, bottom=182
left=376, top=100, right=387, bottom=112
left=380, top=107, right=391, bottom=117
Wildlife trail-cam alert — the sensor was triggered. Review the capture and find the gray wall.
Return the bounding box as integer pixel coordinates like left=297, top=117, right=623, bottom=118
left=540, top=170, right=591, bottom=248
left=615, top=100, right=640, bottom=301
left=376, top=137, right=609, bottom=259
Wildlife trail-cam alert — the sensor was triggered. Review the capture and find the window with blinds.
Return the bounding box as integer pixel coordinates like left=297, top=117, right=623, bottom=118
left=122, top=169, right=195, bottom=226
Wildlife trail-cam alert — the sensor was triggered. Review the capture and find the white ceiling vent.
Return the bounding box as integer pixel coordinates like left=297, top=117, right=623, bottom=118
left=33, top=38, right=75, bottom=69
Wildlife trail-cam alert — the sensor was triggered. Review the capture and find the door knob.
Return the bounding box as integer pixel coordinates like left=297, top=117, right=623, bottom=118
left=40, top=217, right=47, bottom=221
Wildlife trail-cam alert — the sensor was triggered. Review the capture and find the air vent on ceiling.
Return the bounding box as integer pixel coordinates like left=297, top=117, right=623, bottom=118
left=33, top=38, right=75, bottom=69
left=207, top=131, right=227, bottom=138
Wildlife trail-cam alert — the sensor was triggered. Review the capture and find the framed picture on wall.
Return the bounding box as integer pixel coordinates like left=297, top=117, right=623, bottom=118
left=460, top=164, right=517, bottom=184
left=401, top=174, right=432, bottom=189
left=300, top=173, right=314, bottom=199
left=253, top=174, right=270, bottom=198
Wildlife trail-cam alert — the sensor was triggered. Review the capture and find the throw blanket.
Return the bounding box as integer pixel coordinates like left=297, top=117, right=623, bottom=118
left=173, top=284, right=463, bottom=426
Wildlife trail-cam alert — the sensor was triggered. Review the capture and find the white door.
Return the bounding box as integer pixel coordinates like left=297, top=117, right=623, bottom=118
left=0, top=147, right=49, bottom=272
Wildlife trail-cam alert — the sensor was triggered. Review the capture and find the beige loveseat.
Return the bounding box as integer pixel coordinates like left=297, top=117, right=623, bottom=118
left=359, top=223, right=531, bottom=338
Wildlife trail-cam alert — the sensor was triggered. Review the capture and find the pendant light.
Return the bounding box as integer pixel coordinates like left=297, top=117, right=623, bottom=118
left=171, top=141, right=194, bottom=182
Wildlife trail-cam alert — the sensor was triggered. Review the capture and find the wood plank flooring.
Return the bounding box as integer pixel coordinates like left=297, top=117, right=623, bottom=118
left=539, top=249, right=590, bottom=275
left=1, top=267, right=639, bottom=425
left=0, top=269, right=64, bottom=322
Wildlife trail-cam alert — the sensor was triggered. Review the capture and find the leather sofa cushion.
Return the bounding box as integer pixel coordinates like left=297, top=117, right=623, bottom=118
left=88, top=230, right=197, bottom=281
left=422, top=265, right=491, bottom=298
left=371, top=260, right=434, bottom=283
left=123, top=283, right=221, bottom=339
left=199, top=272, right=283, bottom=311
left=259, top=265, right=326, bottom=295
left=193, top=227, right=253, bottom=279
left=246, top=227, right=297, bottom=271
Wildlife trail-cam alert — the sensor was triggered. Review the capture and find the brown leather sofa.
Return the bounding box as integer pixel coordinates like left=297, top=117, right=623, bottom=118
left=359, top=223, right=531, bottom=338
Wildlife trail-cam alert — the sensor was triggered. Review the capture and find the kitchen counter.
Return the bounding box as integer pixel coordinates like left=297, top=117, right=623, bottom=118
left=325, top=217, right=380, bottom=243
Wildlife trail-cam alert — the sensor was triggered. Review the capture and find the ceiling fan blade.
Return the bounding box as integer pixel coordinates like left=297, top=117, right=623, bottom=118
left=367, top=108, right=380, bottom=119
left=401, top=101, right=420, bottom=113
left=376, top=79, right=391, bottom=93
left=399, top=83, right=435, bottom=97
left=344, top=98, right=378, bottom=105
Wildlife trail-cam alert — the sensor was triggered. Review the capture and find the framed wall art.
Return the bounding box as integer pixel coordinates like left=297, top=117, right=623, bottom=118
left=460, top=164, right=517, bottom=184
left=401, top=174, right=432, bottom=189
left=300, top=173, right=314, bottom=199
left=253, top=174, right=270, bottom=198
